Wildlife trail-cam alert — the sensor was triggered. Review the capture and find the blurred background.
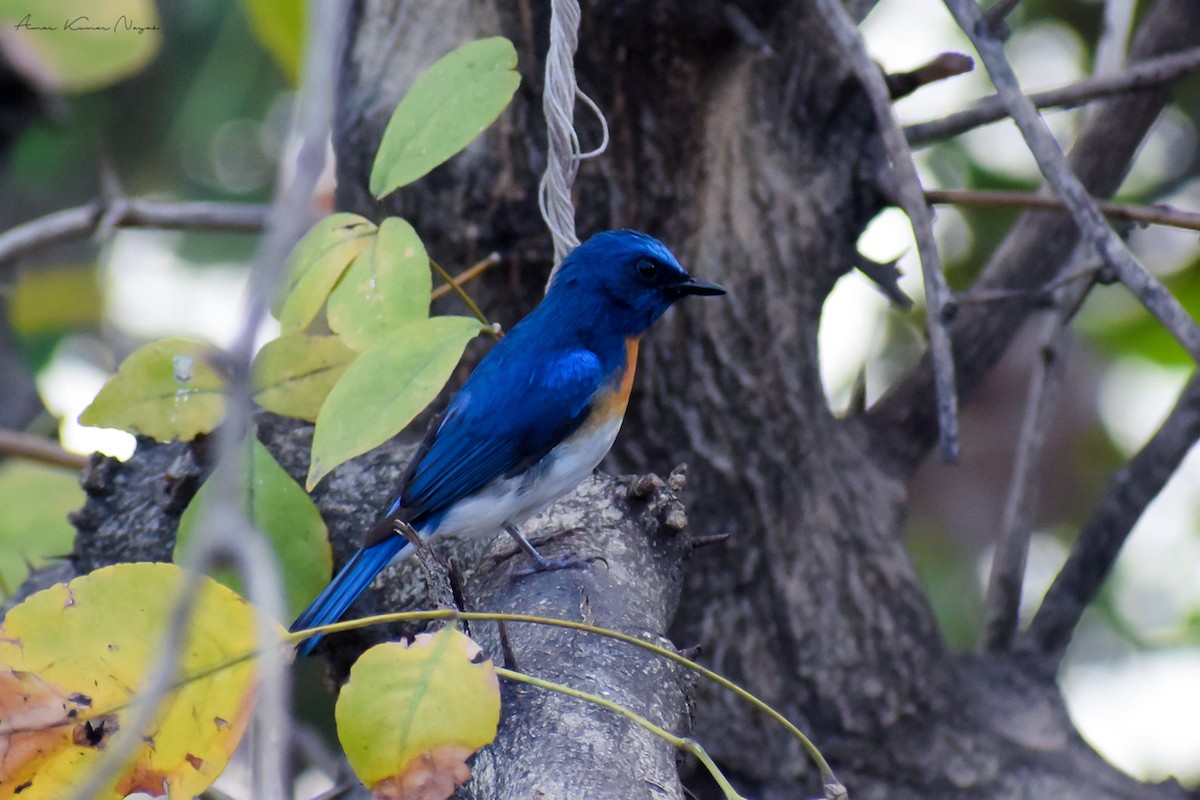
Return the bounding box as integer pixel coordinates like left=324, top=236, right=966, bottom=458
left=0, top=0, right=1196, bottom=791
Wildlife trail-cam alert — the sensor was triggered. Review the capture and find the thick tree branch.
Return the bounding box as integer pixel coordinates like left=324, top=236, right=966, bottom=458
left=814, top=0, right=960, bottom=461
left=927, top=188, right=1200, bottom=233
left=1022, top=372, right=1200, bottom=670
left=943, top=0, right=1200, bottom=365
left=906, top=46, right=1200, bottom=146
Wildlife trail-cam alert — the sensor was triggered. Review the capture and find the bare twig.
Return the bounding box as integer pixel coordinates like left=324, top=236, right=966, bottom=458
left=430, top=251, right=502, bottom=301
left=979, top=251, right=1091, bottom=653
left=429, top=257, right=498, bottom=336
left=0, top=428, right=88, bottom=470
left=816, top=0, right=960, bottom=461
left=926, top=188, right=1200, bottom=232
left=906, top=46, right=1200, bottom=146
left=0, top=198, right=267, bottom=268
left=943, top=0, right=1200, bottom=365
left=886, top=52, right=974, bottom=100
left=1023, top=371, right=1200, bottom=668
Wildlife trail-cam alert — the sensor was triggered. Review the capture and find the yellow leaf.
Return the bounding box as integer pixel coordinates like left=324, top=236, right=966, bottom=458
left=275, top=213, right=376, bottom=334
left=0, top=563, right=277, bottom=799
left=335, top=629, right=500, bottom=799
left=253, top=333, right=358, bottom=421
left=78, top=338, right=226, bottom=442
left=327, top=217, right=432, bottom=352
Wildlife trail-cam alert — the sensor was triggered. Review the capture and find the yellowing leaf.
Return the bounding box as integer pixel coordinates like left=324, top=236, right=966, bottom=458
left=240, top=0, right=305, bottom=84
left=9, top=264, right=102, bottom=334
left=176, top=434, right=332, bottom=618
left=370, top=37, right=520, bottom=197
left=328, top=217, right=432, bottom=351
left=0, top=563, right=276, bottom=800
left=79, top=338, right=226, bottom=442
left=335, top=629, right=500, bottom=799
left=307, top=316, right=482, bottom=489
left=0, top=0, right=161, bottom=93
left=253, top=333, right=358, bottom=421
left=275, top=213, right=377, bottom=334
left=0, top=462, right=82, bottom=597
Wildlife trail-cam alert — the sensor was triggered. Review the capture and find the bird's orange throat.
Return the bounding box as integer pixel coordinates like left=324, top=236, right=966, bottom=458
left=615, top=336, right=640, bottom=413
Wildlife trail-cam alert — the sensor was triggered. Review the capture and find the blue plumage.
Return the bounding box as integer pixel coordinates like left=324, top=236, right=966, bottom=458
left=290, top=229, right=724, bottom=654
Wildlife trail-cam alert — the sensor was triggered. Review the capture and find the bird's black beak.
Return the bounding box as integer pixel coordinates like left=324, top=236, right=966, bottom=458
left=668, top=276, right=726, bottom=298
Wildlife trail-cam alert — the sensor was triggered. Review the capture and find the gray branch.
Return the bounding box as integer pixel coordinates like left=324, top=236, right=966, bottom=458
left=943, top=0, right=1200, bottom=365
left=0, top=198, right=267, bottom=268
left=815, top=0, right=960, bottom=461
left=906, top=46, right=1200, bottom=146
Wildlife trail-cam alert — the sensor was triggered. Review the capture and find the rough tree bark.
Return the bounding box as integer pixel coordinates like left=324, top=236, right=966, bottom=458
left=33, top=0, right=1200, bottom=798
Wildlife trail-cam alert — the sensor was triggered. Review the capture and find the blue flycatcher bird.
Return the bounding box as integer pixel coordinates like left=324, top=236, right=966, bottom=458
left=291, top=230, right=724, bottom=654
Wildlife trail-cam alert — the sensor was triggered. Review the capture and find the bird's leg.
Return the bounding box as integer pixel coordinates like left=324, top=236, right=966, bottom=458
left=502, top=524, right=602, bottom=576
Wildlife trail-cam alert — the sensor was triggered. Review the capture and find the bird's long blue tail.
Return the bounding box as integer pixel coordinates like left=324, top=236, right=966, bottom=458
left=291, top=536, right=409, bottom=656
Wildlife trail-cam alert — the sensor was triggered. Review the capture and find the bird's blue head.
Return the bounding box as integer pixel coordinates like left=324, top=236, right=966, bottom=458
left=545, top=230, right=725, bottom=337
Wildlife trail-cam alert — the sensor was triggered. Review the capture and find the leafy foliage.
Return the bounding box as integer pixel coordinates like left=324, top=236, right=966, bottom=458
left=0, top=563, right=270, bottom=799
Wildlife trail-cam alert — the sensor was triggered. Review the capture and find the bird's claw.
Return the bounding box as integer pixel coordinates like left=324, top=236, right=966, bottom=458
left=513, top=553, right=607, bottom=578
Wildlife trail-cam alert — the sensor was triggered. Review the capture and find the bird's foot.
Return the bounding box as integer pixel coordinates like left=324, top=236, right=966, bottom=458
left=512, top=551, right=606, bottom=577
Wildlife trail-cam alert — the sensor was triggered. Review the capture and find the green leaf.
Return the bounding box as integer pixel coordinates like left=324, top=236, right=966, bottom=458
left=0, top=0, right=162, bottom=93
left=0, top=563, right=272, bottom=799
left=274, top=213, right=377, bottom=334
left=369, top=37, right=520, bottom=197
left=253, top=333, right=358, bottom=421
left=307, top=316, right=483, bottom=489
left=79, top=338, right=226, bottom=442
left=335, top=629, right=500, bottom=796
left=240, top=0, right=305, bottom=84
left=327, top=217, right=432, bottom=351
left=0, top=462, right=82, bottom=598
left=176, top=434, right=332, bottom=618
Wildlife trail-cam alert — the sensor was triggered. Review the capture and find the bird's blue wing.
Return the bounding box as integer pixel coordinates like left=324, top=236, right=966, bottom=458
left=400, top=346, right=606, bottom=521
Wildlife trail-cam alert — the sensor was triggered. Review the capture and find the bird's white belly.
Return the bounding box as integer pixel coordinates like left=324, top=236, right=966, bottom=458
left=429, top=416, right=623, bottom=540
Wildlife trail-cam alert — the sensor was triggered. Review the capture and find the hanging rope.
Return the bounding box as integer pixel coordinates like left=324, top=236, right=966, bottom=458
left=540, top=0, right=609, bottom=286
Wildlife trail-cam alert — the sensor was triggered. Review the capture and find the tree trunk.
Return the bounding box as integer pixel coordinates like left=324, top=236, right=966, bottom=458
left=330, top=1, right=1200, bottom=798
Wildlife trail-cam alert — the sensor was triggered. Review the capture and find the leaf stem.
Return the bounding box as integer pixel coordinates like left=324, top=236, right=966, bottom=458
left=494, top=666, right=747, bottom=800
left=428, top=257, right=499, bottom=338
left=287, top=608, right=843, bottom=791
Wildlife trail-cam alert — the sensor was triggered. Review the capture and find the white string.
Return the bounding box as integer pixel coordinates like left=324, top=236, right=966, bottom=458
left=540, top=0, right=609, bottom=286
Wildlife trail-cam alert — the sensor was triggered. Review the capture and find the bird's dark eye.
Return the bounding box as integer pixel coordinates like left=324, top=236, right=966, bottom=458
left=637, top=259, right=659, bottom=280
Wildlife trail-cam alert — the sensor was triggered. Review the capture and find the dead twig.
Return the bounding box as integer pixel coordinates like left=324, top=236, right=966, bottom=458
left=0, top=428, right=88, bottom=470
left=926, top=188, right=1200, bottom=233
left=906, top=46, right=1200, bottom=146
